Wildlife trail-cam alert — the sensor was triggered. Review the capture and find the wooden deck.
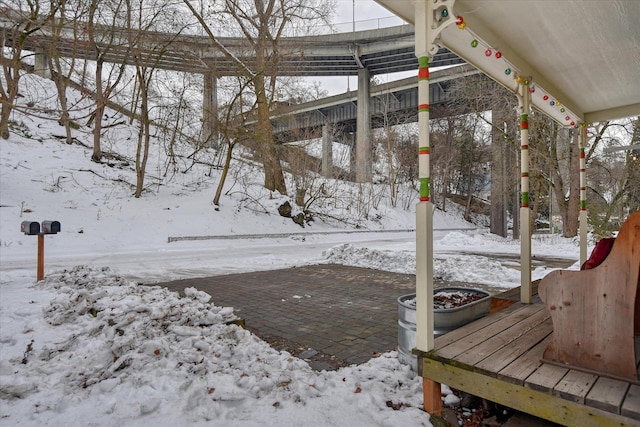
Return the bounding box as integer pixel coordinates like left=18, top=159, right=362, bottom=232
left=418, top=301, right=640, bottom=427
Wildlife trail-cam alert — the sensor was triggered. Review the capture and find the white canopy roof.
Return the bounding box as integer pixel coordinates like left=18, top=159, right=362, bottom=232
left=375, top=0, right=640, bottom=125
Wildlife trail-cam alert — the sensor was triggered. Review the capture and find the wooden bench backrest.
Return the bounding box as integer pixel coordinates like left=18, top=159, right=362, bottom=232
left=538, top=210, right=640, bottom=381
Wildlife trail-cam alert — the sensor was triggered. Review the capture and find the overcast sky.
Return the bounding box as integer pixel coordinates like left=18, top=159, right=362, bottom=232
left=333, top=0, right=401, bottom=30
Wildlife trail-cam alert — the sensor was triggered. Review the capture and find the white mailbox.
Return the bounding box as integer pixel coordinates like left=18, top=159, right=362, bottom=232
left=41, top=220, right=61, bottom=234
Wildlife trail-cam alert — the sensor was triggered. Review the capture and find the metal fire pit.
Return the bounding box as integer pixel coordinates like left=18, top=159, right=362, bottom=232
left=397, top=287, right=491, bottom=371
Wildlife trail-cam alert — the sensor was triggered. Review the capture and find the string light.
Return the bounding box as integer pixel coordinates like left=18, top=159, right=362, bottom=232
left=456, top=18, right=577, bottom=128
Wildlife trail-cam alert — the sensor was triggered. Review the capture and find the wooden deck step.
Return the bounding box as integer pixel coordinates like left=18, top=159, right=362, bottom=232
left=420, top=304, right=640, bottom=427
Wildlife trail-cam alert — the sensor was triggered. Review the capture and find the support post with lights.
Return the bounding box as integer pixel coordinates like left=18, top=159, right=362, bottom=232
left=414, top=0, right=458, bottom=416
left=516, top=79, right=533, bottom=303
left=579, top=125, right=588, bottom=265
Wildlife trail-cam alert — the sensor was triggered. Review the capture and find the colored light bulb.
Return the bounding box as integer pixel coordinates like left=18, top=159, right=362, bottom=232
left=441, top=8, right=449, bottom=17
left=456, top=16, right=464, bottom=25
left=550, top=101, right=555, bottom=106
left=505, top=68, right=511, bottom=75
left=543, top=95, right=549, bottom=101
left=485, top=49, right=492, bottom=57
left=495, top=51, right=502, bottom=59
left=560, top=108, right=565, bottom=113
left=471, top=39, right=478, bottom=48
left=565, top=116, right=571, bottom=121
left=458, top=22, right=466, bottom=29
left=529, top=87, right=535, bottom=93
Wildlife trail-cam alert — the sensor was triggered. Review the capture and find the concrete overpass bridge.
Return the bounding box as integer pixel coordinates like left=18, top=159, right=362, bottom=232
left=1, top=7, right=469, bottom=181
left=0, top=8, right=461, bottom=76
left=264, top=64, right=482, bottom=178
left=271, top=64, right=479, bottom=140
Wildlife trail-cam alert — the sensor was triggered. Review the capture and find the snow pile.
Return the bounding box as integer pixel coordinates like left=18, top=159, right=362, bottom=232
left=323, top=244, right=416, bottom=274
left=323, top=242, right=523, bottom=288
left=0, top=267, right=437, bottom=426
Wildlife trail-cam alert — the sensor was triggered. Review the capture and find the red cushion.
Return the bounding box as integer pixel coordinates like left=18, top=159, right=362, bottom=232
left=581, top=237, right=616, bottom=270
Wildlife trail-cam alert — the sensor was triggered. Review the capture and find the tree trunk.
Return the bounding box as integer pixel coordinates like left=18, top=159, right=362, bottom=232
left=564, top=129, right=581, bottom=236
left=512, top=190, right=520, bottom=240
left=464, top=173, right=473, bottom=221
left=254, top=52, right=286, bottom=194
left=0, top=56, right=22, bottom=139
left=213, top=142, right=233, bottom=206
left=134, top=69, right=151, bottom=198
left=490, top=108, right=507, bottom=237
left=51, top=68, right=73, bottom=144
left=92, top=60, right=104, bottom=162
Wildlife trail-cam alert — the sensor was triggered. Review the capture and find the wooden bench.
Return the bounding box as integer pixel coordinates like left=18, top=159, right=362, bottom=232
left=538, top=210, right=640, bottom=383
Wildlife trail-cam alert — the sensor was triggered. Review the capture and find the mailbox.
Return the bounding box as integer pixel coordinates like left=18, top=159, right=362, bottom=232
left=21, top=221, right=41, bottom=235
left=41, top=220, right=61, bottom=234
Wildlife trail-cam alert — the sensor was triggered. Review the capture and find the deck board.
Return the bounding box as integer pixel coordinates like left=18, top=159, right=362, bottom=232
left=586, top=377, right=630, bottom=414
left=553, top=369, right=598, bottom=403
left=432, top=302, right=525, bottom=349
left=476, top=318, right=552, bottom=375
left=421, top=302, right=640, bottom=426
left=497, top=335, right=550, bottom=385
left=525, top=362, right=568, bottom=393
left=457, top=309, right=550, bottom=366
left=435, top=304, right=546, bottom=360
left=622, top=384, right=640, bottom=419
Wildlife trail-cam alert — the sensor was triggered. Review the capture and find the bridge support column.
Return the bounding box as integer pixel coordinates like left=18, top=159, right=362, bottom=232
left=321, top=123, right=333, bottom=177
left=203, top=72, right=218, bottom=148
left=34, top=49, right=50, bottom=79
left=355, top=68, right=371, bottom=183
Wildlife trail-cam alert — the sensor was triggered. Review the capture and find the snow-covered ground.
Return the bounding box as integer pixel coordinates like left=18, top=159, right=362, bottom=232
left=0, top=73, right=585, bottom=426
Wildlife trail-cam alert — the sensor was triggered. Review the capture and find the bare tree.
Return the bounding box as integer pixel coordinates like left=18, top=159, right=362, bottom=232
left=585, top=117, right=640, bottom=235
left=46, top=0, right=86, bottom=144
left=124, top=0, right=184, bottom=197
left=184, top=0, right=334, bottom=195
left=454, top=122, right=490, bottom=222
left=86, top=0, right=129, bottom=162
left=213, top=76, right=256, bottom=205
left=430, top=113, right=459, bottom=212
left=0, top=3, right=50, bottom=139
left=373, top=89, right=419, bottom=208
